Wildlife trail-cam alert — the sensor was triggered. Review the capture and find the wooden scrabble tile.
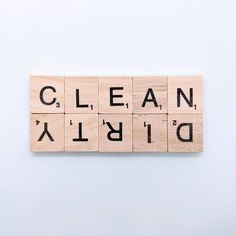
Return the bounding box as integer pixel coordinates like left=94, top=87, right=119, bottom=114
left=133, top=77, right=167, bottom=113
left=30, top=76, right=64, bottom=113
left=65, top=77, right=98, bottom=113
left=133, top=114, right=167, bottom=152
left=99, top=77, right=132, bottom=113
left=168, top=114, right=203, bottom=152
left=99, top=114, right=132, bottom=152
left=65, top=114, right=98, bottom=152
left=30, top=114, right=64, bottom=152
left=168, top=76, right=203, bottom=114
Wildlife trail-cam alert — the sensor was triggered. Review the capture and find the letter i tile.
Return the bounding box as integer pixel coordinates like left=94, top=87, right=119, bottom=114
left=133, top=114, right=167, bottom=152
left=30, top=76, right=65, bottom=113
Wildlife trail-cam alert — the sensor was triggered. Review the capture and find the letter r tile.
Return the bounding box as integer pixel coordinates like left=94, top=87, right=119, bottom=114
left=30, top=76, right=65, bottom=113
left=99, top=114, right=132, bottom=152
left=99, top=77, right=132, bottom=113
left=30, top=114, right=64, bottom=152
left=168, top=114, right=203, bottom=152
left=168, top=76, right=203, bottom=114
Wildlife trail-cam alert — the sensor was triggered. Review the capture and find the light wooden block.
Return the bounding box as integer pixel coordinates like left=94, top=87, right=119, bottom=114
left=65, top=77, right=98, bottom=113
left=30, top=114, right=64, bottom=152
left=133, top=114, right=167, bottom=152
left=133, top=77, right=167, bottom=113
left=30, top=76, right=64, bottom=113
left=168, top=114, right=203, bottom=152
left=99, top=77, right=132, bottom=113
left=99, top=114, right=132, bottom=152
left=65, top=114, right=98, bottom=152
left=168, top=76, right=202, bottom=114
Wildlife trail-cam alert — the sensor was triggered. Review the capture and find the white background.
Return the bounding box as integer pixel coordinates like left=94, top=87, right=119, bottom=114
left=0, top=0, right=236, bottom=235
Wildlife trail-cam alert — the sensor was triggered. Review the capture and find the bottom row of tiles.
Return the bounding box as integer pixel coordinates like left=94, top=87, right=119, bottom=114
left=30, top=114, right=203, bottom=152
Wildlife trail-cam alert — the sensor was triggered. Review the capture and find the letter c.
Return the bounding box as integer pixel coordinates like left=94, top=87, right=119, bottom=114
left=39, top=86, right=57, bottom=105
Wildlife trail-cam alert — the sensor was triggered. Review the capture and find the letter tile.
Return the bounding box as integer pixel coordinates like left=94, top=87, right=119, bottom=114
left=30, top=114, right=64, bottom=152
left=133, top=114, right=167, bottom=152
left=168, top=114, right=203, bottom=152
left=99, top=114, right=132, bottom=152
left=99, top=77, right=132, bottom=113
left=65, top=114, right=98, bottom=152
left=30, top=76, right=64, bottom=113
left=65, top=77, right=98, bottom=113
left=168, top=76, right=202, bottom=114
left=133, top=77, right=167, bottom=113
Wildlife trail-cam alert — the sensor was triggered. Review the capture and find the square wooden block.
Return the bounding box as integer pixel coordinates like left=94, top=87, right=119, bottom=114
left=65, top=77, right=98, bottom=113
left=133, top=114, right=167, bottom=152
left=30, top=114, right=64, bottom=152
left=99, top=77, right=132, bottom=113
left=99, top=114, right=132, bottom=152
left=65, top=114, right=98, bottom=152
left=168, top=114, right=203, bottom=152
left=168, top=76, right=203, bottom=114
left=133, top=77, right=167, bottom=113
left=30, top=76, right=64, bottom=113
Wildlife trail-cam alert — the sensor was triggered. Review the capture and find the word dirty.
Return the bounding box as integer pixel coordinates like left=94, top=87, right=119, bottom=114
left=30, top=76, right=203, bottom=152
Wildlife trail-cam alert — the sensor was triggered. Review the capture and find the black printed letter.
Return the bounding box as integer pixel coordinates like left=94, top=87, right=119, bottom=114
left=38, top=123, right=54, bottom=141
left=176, top=123, right=193, bottom=142
left=73, top=122, right=88, bottom=142
left=177, top=88, right=193, bottom=107
left=76, top=89, right=89, bottom=108
left=39, top=86, right=57, bottom=105
left=106, top=122, right=123, bottom=141
left=142, top=88, right=158, bottom=107
left=110, top=87, right=124, bottom=106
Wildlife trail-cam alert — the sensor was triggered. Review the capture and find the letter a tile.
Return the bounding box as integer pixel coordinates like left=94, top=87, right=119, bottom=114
left=99, top=114, right=132, bottom=152
left=30, top=114, right=64, bottom=152
left=168, top=114, right=203, bottom=152
left=133, top=77, right=167, bottom=113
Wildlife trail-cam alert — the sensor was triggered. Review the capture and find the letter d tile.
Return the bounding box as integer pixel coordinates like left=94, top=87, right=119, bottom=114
left=168, top=114, right=203, bottom=152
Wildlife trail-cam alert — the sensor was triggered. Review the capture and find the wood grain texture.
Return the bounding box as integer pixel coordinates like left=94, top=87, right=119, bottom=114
left=168, top=114, right=203, bottom=152
left=30, top=76, right=64, bottom=113
left=133, top=114, right=167, bottom=152
left=65, top=77, right=98, bottom=113
left=65, top=114, right=98, bottom=152
left=168, top=76, right=202, bottom=114
left=99, top=77, right=132, bottom=113
left=133, top=77, right=167, bottom=113
left=30, top=114, right=64, bottom=152
left=99, top=114, right=132, bottom=152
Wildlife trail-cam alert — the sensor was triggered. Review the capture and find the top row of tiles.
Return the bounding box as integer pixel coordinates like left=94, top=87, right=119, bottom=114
left=30, top=76, right=203, bottom=114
